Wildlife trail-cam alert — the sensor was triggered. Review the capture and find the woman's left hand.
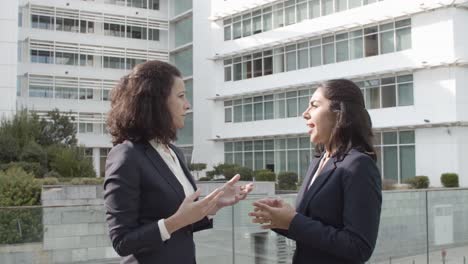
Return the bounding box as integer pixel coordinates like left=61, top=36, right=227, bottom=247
left=209, top=174, right=254, bottom=214
left=249, top=199, right=296, bottom=230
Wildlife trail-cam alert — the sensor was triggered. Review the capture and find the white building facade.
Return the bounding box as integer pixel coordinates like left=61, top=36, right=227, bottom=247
left=10, top=0, right=194, bottom=176
left=192, top=0, right=468, bottom=187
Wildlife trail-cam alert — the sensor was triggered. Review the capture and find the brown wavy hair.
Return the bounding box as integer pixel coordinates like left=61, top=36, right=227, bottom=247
left=107, top=60, right=182, bottom=145
left=315, top=79, right=377, bottom=161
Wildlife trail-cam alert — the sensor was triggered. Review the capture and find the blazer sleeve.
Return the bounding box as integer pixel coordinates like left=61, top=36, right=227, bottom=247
left=287, top=155, right=382, bottom=262
left=192, top=217, right=213, bottom=232
left=104, top=144, right=166, bottom=257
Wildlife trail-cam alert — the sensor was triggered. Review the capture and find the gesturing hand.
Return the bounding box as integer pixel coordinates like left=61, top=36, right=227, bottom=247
left=166, top=188, right=223, bottom=234
left=248, top=198, right=297, bottom=230
left=209, top=174, right=254, bottom=214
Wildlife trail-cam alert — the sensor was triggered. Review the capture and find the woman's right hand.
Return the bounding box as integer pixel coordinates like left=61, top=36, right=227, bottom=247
left=164, top=188, right=223, bottom=235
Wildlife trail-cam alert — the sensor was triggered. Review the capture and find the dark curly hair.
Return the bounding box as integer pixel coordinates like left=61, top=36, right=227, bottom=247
left=107, top=60, right=182, bottom=145
left=315, top=79, right=377, bottom=161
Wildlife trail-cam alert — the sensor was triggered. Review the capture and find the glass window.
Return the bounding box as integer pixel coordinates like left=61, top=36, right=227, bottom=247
left=399, top=131, right=415, bottom=144
left=234, top=104, right=242, bottom=122
left=350, top=30, right=363, bottom=59
left=309, top=0, right=321, bottom=18
left=264, top=101, right=274, bottom=119
left=253, top=57, right=263, bottom=77
left=225, top=107, right=232, bottom=122
left=285, top=5, right=295, bottom=26
left=263, top=12, right=273, bottom=32
left=243, top=18, right=252, bottom=37
left=380, top=30, right=394, bottom=54
left=310, top=44, right=322, bottom=67
left=233, top=62, right=242, bottom=81
left=383, top=146, right=398, bottom=181
left=322, top=36, right=335, bottom=64
left=396, top=27, right=411, bottom=51
left=286, top=46, right=297, bottom=72
left=364, top=26, right=378, bottom=57
left=242, top=58, right=252, bottom=79
left=335, top=0, right=347, bottom=11
left=381, top=85, right=396, bottom=108
left=383, top=131, right=397, bottom=144
left=273, top=48, right=284, bottom=73
left=224, top=65, right=232, bottom=81
left=322, top=0, right=334, bottom=15
left=264, top=56, right=273, bottom=75
left=349, top=0, right=362, bottom=8
left=400, top=146, right=415, bottom=181
left=172, top=48, right=193, bottom=76
left=233, top=21, right=242, bottom=39
left=174, top=17, right=193, bottom=46
left=243, top=103, right=253, bottom=122
left=298, top=48, right=309, bottom=69
left=297, top=2, right=308, bottom=22
left=273, top=4, right=284, bottom=28
left=224, top=26, right=231, bottom=41
left=398, top=82, right=413, bottom=106
left=336, top=35, right=349, bottom=62
left=253, top=16, right=262, bottom=34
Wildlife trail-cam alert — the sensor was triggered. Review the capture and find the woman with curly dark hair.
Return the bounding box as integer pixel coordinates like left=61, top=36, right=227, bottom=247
left=249, top=79, right=382, bottom=264
left=104, top=60, right=253, bottom=264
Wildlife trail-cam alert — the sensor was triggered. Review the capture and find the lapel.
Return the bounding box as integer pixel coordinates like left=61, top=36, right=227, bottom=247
left=168, top=144, right=197, bottom=191
left=297, top=156, right=338, bottom=213
left=295, top=155, right=322, bottom=209
left=143, top=142, right=185, bottom=201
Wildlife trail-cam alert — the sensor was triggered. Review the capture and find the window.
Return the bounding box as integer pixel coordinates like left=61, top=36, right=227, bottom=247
left=103, top=56, right=125, bottom=69
left=149, top=28, right=159, bottom=41
left=222, top=0, right=385, bottom=41
left=222, top=19, right=411, bottom=81
left=29, top=85, right=52, bottom=98
left=224, top=137, right=314, bottom=179
left=31, top=50, right=53, bottom=64
left=31, top=15, right=54, bottom=30
left=358, top=74, right=414, bottom=109
left=374, top=130, right=415, bottom=183
left=56, top=52, right=78, bottom=65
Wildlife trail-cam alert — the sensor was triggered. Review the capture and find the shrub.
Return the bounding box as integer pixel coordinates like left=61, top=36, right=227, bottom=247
left=441, top=173, right=459, bottom=187
left=254, top=169, right=276, bottom=181
left=43, top=170, right=62, bottom=178
left=277, top=172, right=298, bottom=190
left=0, top=133, right=20, bottom=163
left=49, top=146, right=96, bottom=178
left=0, top=162, right=46, bottom=178
left=198, top=176, right=211, bottom=181
left=223, top=165, right=253, bottom=181
left=0, top=167, right=41, bottom=207
left=404, top=176, right=430, bottom=189
left=382, top=179, right=397, bottom=190
left=0, top=207, right=43, bottom=245
left=38, top=177, right=60, bottom=185
left=19, top=141, right=47, bottom=166
left=69, top=177, right=104, bottom=185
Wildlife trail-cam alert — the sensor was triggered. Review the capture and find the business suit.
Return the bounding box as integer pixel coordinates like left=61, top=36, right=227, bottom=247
left=104, top=140, right=212, bottom=264
left=275, top=149, right=382, bottom=264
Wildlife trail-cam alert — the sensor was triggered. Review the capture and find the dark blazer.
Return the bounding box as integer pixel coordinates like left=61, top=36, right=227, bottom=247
left=104, top=140, right=212, bottom=264
left=275, top=149, right=382, bottom=264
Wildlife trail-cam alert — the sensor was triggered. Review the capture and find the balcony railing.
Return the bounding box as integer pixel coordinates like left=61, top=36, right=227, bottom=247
left=1, top=189, right=468, bottom=263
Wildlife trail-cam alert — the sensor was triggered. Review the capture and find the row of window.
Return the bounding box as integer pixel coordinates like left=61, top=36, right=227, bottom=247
left=223, top=0, right=384, bottom=41
left=223, top=19, right=411, bottom=82
left=104, top=0, right=160, bottom=10
left=29, top=85, right=110, bottom=101
left=224, top=130, right=415, bottom=183
left=223, top=74, right=413, bottom=123
left=30, top=50, right=147, bottom=70
left=31, top=15, right=160, bottom=41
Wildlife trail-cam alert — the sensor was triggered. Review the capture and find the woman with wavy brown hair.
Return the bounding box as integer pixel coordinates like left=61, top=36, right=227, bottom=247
left=104, top=60, right=253, bottom=264
left=249, top=79, right=382, bottom=264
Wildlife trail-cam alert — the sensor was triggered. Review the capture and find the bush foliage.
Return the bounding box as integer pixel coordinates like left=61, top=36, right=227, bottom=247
left=277, top=172, right=298, bottom=190
left=254, top=169, right=276, bottom=181
left=441, top=173, right=459, bottom=188
left=404, top=176, right=430, bottom=189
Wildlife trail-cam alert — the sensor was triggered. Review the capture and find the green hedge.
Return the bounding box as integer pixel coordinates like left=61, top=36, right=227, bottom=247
left=0, top=167, right=43, bottom=245
left=404, top=176, right=430, bottom=189
left=277, top=172, right=298, bottom=190
left=441, top=173, right=459, bottom=187
left=0, top=208, right=43, bottom=245
left=254, top=170, right=276, bottom=181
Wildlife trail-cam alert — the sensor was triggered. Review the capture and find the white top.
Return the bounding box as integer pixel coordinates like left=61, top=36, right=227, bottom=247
left=148, top=139, right=195, bottom=242
left=308, top=153, right=331, bottom=190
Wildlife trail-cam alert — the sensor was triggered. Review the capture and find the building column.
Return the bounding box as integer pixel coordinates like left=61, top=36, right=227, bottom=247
left=93, top=147, right=101, bottom=177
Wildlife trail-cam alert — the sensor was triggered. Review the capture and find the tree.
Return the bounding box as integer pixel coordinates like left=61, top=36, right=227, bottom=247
left=37, top=109, right=77, bottom=146
left=188, top=163, right=207, bottom=179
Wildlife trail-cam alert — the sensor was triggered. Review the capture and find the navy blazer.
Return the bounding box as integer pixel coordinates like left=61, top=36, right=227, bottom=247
left=104, top=140, right=212, bottom=264
left=275, top=149, right=382, bottom=264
